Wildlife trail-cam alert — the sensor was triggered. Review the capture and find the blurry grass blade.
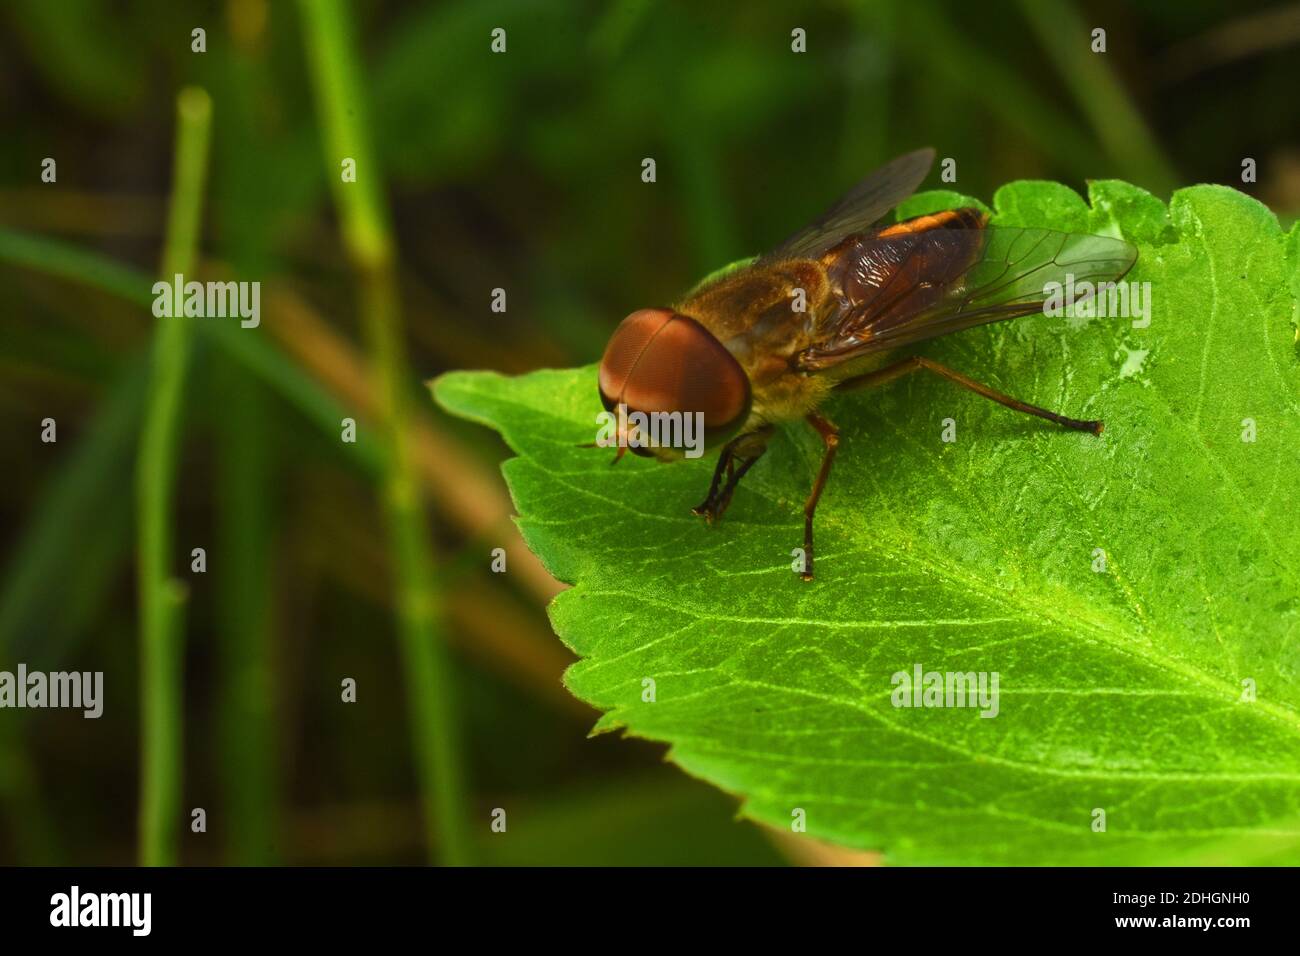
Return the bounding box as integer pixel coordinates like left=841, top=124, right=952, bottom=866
left=0, top=357, right=145, bottom=660
left=299, top=0, right=472, bottom=866
left=0, top=227, right=153, bottom=305
left=0, top=356, right=146, bottom=865
left=877, top=1, right=1108, bottom=178
left=0, top=228, right=382, bottom=474
left=1016, top=0, right=1177, bottom=194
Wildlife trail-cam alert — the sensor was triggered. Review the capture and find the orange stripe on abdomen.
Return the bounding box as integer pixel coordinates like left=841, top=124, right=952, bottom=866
left=877, top=207, right=987, bottom=237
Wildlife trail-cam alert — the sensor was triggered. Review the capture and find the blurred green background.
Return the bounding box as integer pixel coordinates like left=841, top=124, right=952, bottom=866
left=1, top=0, right=1297, bottom=865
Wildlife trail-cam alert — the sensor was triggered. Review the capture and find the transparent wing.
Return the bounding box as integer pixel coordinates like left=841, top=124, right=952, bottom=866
left=798, top=225, right=1138, bottom=370
left=757, top=148, right=935, bottom=263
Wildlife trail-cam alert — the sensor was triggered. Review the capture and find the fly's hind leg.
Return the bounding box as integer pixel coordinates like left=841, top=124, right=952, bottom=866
left=836, top=355, right=1104, bottom=434
left=692, top=426, right=774, bottom=524
left=800, top=412, right=840, bottom=581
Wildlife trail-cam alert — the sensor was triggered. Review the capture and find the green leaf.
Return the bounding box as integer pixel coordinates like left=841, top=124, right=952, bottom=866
left=434, top=180, right=1300, bottom=865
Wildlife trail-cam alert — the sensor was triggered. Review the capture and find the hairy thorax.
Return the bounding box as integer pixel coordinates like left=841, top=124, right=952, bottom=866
left=677, top=260, right=841, bottom=430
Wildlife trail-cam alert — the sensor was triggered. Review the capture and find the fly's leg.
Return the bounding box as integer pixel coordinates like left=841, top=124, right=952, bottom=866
left=692, top=426, right=773, bottom=524
left=712, top=450, right=761, bottom=518
left=692, top=444, right=735, bottom=520
left=836, top=355, right=1104, bottom=434
left=800, top=412, right=840, bottom=581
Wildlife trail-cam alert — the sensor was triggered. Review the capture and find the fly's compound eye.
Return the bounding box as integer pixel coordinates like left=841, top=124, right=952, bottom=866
left=598, top=308, right=675, bottom=413
left=597, top=309, right=752, bottom=458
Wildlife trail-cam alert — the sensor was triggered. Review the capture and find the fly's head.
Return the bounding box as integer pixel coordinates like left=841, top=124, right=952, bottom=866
left=596, top=308, right=752, bottom=462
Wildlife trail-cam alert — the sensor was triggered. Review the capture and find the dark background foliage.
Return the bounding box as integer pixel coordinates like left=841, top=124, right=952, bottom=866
left=1, top=0, right=1297, bottom=864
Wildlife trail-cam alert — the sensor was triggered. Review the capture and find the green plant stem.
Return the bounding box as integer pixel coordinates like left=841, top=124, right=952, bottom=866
left=136, top=86, right=212, bottom=867
left=1016, top=0, right=1177, bottom=195
left=297, top=0, right=472, bottom=865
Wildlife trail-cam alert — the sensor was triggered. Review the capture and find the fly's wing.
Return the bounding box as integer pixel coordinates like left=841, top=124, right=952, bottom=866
left=757, top=148, right=935, bottom=263
left=797, top=224, right=1138, bottom=371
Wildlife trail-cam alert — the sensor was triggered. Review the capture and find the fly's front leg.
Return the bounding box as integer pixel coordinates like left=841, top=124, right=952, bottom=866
left=692, top=426, right=773, bottom=524
left=692, top=444, right=736, bottom=522
left=800, top=412, right=840, bottom=581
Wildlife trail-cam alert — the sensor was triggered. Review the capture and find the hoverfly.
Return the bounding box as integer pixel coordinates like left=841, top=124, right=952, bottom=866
left=596, top=148, right=1137, bottom=579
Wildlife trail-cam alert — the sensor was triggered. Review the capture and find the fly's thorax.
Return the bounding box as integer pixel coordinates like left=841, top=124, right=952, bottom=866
left=686, top=263, right=829, bottom=379
left=679, top=259, right=830, bottom=344
left=668, top=259, right=836, bottom=430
